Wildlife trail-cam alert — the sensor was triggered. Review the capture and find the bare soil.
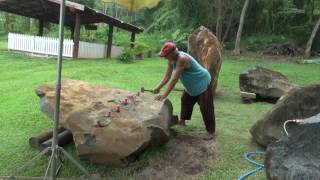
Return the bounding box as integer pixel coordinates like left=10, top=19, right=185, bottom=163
left=135, top=132, right=217, bottom=180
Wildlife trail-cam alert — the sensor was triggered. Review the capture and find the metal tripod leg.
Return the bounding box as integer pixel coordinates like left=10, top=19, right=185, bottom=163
left=10, top=147, right=51, bottom=177
left=55, top=150, right=65, bottom=176
left=44, top=150, right=55, bottom=179
left=58, top=147, right=90, bottom=176
left=43, top=146, right=88, bottom=179
left=10, top=145, right=92, bottom=179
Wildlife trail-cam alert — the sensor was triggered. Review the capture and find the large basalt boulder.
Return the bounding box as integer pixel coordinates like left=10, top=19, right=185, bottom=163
left=250, top=84, right=320, bottom=147
left=36, top=80, right=176, bottom=165
left=188, top=26, right=222, bottom=95
left=265, top=114, right=320, bottom=180
left=240, top=66, right=296, bottom=101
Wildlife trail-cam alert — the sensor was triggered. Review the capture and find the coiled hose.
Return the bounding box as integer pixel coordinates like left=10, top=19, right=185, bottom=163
left=238, top=151, right=265, bottom=180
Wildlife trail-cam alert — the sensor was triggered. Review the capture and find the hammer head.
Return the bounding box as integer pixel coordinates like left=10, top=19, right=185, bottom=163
left=140, top=87, right=153, bottom=93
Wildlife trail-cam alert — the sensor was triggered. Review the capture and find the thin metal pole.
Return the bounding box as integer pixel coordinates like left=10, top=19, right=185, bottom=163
left=52, top=0, right=66, bottom=180
left=7, top=1, right=91, bottom=178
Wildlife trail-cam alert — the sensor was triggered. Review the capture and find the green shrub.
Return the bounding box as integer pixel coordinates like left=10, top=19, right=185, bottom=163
left=133, top=41, right=149, bottom=56
left=171, top=29, right=189, bottom=51
left=158, top=29, right=192, bottom=51
left=223, top=41, right=234, bottom=50
left=118, top=47, right=134, bottom=63
left=243, top=34, right=294, bottom=52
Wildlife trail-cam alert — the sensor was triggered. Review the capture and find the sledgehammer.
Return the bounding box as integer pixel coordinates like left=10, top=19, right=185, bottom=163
left=141, top=87, right=154, bottom=93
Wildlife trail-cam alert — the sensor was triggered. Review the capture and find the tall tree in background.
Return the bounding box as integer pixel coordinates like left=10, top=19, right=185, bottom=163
left=221, top=0, right=238, bottom=44
left=216, top=0, right=223, bottom=41
left=3, top=13, right=13, bottom=33
left=304, top=0, right=315, bottom=24
left=233, top=0, right=249, bottom=55
left=305, top=16, right=320, bottom=58
left=0, top=12, right=4, bottom=34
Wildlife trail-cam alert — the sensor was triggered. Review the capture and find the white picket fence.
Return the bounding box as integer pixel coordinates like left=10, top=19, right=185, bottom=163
left=8, top=33, right=123, bottom=58
left=8, top=33, right=73, bottom=57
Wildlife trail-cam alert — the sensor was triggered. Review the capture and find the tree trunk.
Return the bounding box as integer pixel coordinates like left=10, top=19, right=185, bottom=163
left=22, top=17, right=31, bottom=33
left=305, top=16, right=320, bottom=59
left=222, top=7, right=234, bottom=44
left=115, top=5, right=118, bottom=18
left=0, top=12, right=4, bottom=33
left=207, top=1, right=215, bottom=31
left=38, top=19, right=44, bottom=36
left=233, top=0, right=250, bottom=55
left=308, top=0, right=314, bottom=24
left=29, top=18, right=32, bottom=32
left=216, top=0, right=223, bottom=41
left=4, top=13, right=10, bottom=33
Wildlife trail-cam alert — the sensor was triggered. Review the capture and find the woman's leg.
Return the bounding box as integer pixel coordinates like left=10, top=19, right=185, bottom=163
left=198, top=88, right=216, bottom=134
left=180, top=91, right=197, bottom=125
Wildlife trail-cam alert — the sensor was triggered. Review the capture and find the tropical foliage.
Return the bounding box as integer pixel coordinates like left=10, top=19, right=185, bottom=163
left=0, top=0, right=320, bottom=55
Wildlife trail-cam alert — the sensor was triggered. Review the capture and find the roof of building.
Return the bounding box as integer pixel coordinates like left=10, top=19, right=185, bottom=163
left=0, top=0, right=143, bottom=33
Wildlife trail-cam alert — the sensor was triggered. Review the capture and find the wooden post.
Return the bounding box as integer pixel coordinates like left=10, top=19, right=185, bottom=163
left=131, top=32, right=136, bottom=48
left=72, top=13, right=81, bottom=59
left=38, top=19, right=44, bottom=36
left=70, top=26, right=74, bottom=40
left=106, top=24, right=114, bottom=58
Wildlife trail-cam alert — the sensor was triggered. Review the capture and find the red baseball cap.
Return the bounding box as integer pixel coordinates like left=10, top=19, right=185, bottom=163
left=159, top=42, right=176, bottom=57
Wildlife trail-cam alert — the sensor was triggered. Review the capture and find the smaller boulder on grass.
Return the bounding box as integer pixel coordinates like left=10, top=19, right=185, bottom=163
left=239, top=66, right=296, bottom=103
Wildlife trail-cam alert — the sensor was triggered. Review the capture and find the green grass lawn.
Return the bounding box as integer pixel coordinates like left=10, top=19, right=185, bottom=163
left=0, top=40, right=7, bottom=50
left=0, top=49, right=320, bottom=179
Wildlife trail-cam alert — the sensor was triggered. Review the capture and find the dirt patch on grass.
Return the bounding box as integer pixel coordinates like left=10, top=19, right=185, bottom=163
left=135, top=132, right=217, bottom=180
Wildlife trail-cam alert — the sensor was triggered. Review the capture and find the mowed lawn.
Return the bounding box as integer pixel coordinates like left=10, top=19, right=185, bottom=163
left=0, top=47, right=320, bottom=179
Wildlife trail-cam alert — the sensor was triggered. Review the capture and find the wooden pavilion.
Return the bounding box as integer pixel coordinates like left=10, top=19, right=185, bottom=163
left=0, top=0, right=143, bottom=58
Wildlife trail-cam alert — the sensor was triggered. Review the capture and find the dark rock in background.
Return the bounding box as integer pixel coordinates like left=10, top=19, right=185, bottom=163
left=240, top=66, right=296, bottom=103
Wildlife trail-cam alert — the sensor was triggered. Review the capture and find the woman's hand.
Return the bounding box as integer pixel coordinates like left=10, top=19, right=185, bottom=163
left=153, top=87, right=161, bottom=94
left=154, top=94, right=166, bottom=101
